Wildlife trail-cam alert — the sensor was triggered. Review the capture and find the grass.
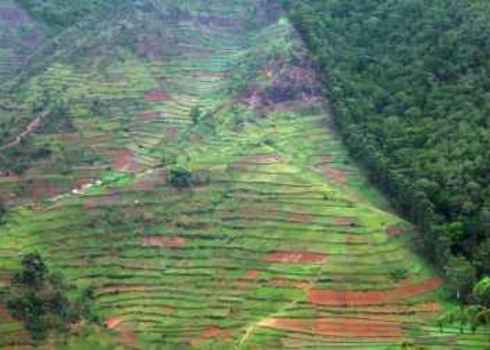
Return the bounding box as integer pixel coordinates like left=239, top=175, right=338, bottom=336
left=0, top=0, right=489, bottom=349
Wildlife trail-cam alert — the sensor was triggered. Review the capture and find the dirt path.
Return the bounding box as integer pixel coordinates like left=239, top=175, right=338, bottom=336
left=0, top=111, right=48, bottom=151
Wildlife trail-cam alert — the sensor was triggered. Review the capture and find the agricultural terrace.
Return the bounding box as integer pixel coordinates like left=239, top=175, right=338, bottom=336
left=0, top=0, right=488, bottom=349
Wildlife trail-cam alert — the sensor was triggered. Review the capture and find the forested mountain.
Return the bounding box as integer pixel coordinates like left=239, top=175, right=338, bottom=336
left=283, top=0, right=490, bottom=301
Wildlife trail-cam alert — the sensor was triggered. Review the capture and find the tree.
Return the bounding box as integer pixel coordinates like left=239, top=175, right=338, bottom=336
left=0, top=201, right=6, bottom=224
left=4, top=253, right=98, bottom=342
left=474, top=277, right=490, bottom=307
left=169, top=168, right=194, bottom=189
left=444, top=255, right=477, bottom=300
left=190, top=106, right=202, bottom=125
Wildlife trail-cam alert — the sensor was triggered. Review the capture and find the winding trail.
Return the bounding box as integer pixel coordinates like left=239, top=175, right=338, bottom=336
left=0, top=111, right=47, bottom=151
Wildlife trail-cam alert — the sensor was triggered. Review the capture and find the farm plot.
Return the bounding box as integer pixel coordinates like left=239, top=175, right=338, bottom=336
left=0, top=0, right=488, bottom=349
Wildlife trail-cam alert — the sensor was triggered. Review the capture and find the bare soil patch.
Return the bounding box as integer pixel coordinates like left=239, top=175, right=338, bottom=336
left=309, top=277, right=443, bottom=306
left=142, top=236, right=186, bottom=248
left=246, top=270, right=260, bottom=279
left=144, top=90, right=171, bottom=102
left=166, top=127, right=179, bottom=141
left=260, top=317, right=401, bottom=339
left=29, top=179, right=66, bottom=201
left=335, top=217, right=356, bottom=226
left=229, top=154, right=282, bottom=172
left=264, top=251, right=327, bottom=264
left=288, top=212, right=314, bottom=224
left=323, top=166, right=347, bottom=185
left=190, top=327, right=231, bottom=347
left=386, top=225, right=406, bottom=237
left=106, top=317, right=123, bottom=329
left=84, top=192, right=121, bottom=210
left=133, top=169, right=167, bottom=191
left=138, top=111, right=161, bottom=122
left=109, top=149, right=140, bottom=172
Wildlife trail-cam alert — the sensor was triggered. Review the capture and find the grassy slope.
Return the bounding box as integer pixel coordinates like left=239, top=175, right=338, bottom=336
left=0, top=0, right=488, bottom=349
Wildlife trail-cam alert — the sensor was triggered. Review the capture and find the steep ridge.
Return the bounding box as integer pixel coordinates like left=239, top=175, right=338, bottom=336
left=0, top=0, right=488, bottom=349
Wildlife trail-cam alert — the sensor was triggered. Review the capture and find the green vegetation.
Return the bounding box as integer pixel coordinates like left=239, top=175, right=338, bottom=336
left=3, top=253, right=98, bottom=342
left=0, top=0, right=489, bottom=348
left=283, top=0, right=490, bottom=301
left=17, top=0, right=113, bottom=30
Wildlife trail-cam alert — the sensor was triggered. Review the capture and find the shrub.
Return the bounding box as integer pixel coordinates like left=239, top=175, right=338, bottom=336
left=169, top=168, right=194, bottom=188
left=4, top=253, right=98, bottom=342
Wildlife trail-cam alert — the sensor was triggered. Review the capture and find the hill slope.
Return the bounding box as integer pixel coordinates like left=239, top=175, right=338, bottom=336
left=0, top=0, right=488, bottom=348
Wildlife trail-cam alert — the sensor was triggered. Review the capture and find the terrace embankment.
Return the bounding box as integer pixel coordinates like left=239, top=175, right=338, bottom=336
left=0, top=1, right=488, bottom=349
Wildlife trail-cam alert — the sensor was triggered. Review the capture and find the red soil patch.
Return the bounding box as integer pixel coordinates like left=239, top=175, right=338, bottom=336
left=144, top=90, right=171, bottom=102
left=30, top=179, right=66, bottom=201
left=142, top=236, right=186, bottom=248
left=106, top=319, right=138, bottom=348
left=315, top=155, right=334, bottom=165
left=323, top=166, right=347, bottom=185
left=246, top=270, right=260, bottom=279
left=238, top=154, right=282, bottom=165
left=166, top=127, right=179, bottom=141
left=288, top=212, right=314, bottom=224
left=260, top=317, right=401, bottom=339
left=309, top=277, right=443, bottom=306
left=133, top=169, right=167, bottom=191
left=335, top=217, right=356, bottom=226
left=110, top=149, right=140, bottom=172
left=264, top=251, right=327, bottom=264
left=106, top=317, right=123, bottom=329
left=190, top=327, right=231, bottom=347
left=84, top=192, right=121, bottom=209
left=386, top=225, right=406, bottom=237
left=138, top=111, right=161, bottom=122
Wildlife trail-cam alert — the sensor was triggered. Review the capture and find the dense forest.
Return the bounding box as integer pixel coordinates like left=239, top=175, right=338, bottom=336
left=283, top=0, right=490, bottom=303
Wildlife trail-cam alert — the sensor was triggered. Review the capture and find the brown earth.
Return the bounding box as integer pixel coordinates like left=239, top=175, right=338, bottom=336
left=309, top=277, right=443, bottom=306
left=190, top=327, right=231, bottom=347
left=260, top=317, right=402, bottom=339
left=110, top=149, right=140, bottom=172
left=323, top=166, right=347, bottom=185
left=138, top=111, right=161, bottom=122
left=142, top=236, right=186, bottom=248
left=133, top=169, right=167, bottom=191
left=144, top=90, right=171, bottom=102
left=84, top=192, right=121, bottom=210
left=246, top=270, right=260, bottom=279
left=264, top=251, right=327, bottom=264
left=166, top=127, right=179, bottom=141
left=335, top=217, right=356, bottom=226
left=288, top=212, right=314, bottom=224
left=386, top=225, right=406, bottom=237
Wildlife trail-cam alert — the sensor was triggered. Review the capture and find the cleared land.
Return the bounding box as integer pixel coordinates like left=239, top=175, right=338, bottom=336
left=0, top=0, right=488, bottom=349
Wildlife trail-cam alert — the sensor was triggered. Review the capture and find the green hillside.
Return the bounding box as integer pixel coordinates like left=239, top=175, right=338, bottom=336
left=0, top=0, right=488, bottom=349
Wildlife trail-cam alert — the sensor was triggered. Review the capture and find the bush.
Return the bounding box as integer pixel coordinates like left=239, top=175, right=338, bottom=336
left=169, top=168, right=194, bottom=188
left=4, top=253, right=98, bottom=342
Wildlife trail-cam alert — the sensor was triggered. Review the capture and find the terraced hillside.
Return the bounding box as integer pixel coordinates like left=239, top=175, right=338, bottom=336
left=0, top=0, right=489, bottom=349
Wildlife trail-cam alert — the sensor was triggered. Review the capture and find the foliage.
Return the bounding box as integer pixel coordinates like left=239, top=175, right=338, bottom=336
left=389, top=268, right=408, bottom=282
left=3, top=253, right=98, bottom=342
left=474, top=277, right=490, bottom=307
left=284, top=0, right=490, bottom=299
left=169, top=168, right=194, bottom=189
left=17, top=0, right=113, bottom=30
left=0, top=202, right=6, bottom=224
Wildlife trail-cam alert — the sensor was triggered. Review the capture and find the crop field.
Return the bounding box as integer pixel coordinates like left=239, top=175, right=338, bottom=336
left=0, top=0, right=489, bottom=349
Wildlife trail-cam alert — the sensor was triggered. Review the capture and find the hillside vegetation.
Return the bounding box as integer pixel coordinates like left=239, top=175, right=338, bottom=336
left=283, top=0, right=490, bottom=302
left=0, top=0, right=489, bottom=348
